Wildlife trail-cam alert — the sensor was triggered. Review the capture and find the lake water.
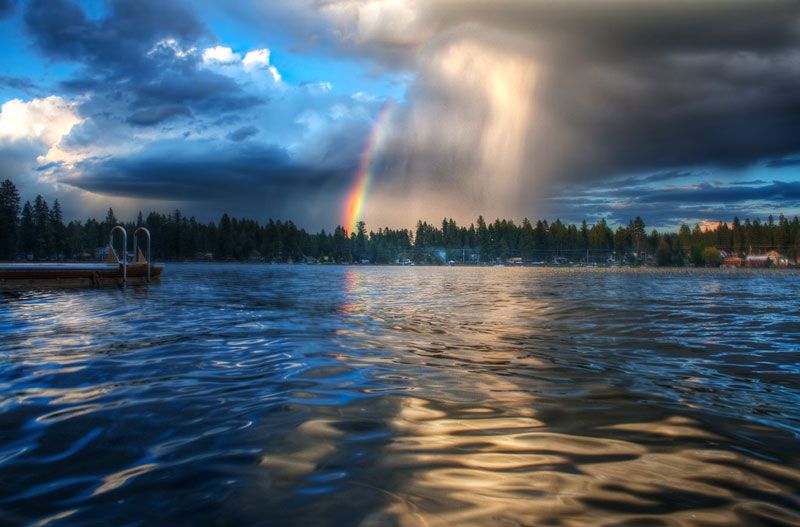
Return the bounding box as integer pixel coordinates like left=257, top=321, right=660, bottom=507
left=1, top=264, right=799, bottom=526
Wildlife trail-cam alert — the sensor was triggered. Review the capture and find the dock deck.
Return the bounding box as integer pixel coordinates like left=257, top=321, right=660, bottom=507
left=0, top=262, right=162, bottom=289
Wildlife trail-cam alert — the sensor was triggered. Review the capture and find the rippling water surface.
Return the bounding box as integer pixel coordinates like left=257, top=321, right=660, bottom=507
left=1, top=264, right=800, bottom=526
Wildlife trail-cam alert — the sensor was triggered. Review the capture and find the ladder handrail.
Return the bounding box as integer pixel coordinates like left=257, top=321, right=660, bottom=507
left=110, top=225, right=127, bottom=286
left=134, top=227, right=152, bottom=282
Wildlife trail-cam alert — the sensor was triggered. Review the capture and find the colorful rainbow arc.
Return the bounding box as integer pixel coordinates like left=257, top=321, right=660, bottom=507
left=341, top=100, right=395, bottom=234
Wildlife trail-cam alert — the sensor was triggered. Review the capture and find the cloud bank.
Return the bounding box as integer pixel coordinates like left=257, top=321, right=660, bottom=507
left=0, top=0, right=798, bottom=228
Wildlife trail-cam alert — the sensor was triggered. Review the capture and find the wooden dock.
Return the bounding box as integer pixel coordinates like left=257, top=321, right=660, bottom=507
left=0, top=262, right=162, bottom=289
left=0, top=225, right=162, bottom=289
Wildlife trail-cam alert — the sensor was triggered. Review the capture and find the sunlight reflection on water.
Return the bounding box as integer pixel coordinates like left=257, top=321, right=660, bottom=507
left=1, top=264, right=799, bottom=525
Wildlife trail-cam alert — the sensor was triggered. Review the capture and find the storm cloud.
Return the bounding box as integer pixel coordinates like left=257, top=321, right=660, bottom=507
left=24, top=0, right=258, bottom=124
left=24, top=0, right=206, bottom=74
left=126, top=105, right=193, bottom=126
left=237, top=0, right=800, bottom=224
left=62, top=139, right=356, bottom=223
left=227, top=126, right=258, bottom=142
left=2, top=0, right=799, bottom=228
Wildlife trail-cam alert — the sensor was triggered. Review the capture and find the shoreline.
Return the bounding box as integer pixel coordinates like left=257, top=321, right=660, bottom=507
left=47, top=261, right=800, bottom=273
left=2, top=260, right=798, bottom=274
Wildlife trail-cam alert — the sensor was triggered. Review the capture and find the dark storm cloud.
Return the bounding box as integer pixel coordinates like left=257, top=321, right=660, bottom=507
left=24, top=0, right=256, bottom=120
left=227, top=126, right=258, bottom=142
left=766, top=156, right=800, bottom=168
left=133, top=71, right=260, bottom=112
left=634, top=181, right=800, bottom=205
left=252, top=0, right=800, bottom=203
left=24, top=0, right=205, bottom=74
left=597, top=170, right=700, bottom=190
left=126, top=105, right=193, bottom=126
left=558, top=180, right=800, bottom=206
left=535, top=57, right=800, bottom=180
left=424, top=0, right=800, bottom=55
left=63, top=140, right=354, bottom=203
left=439, top=1, right=800, bottom=179
left=545, top=179, right=800, bottom=227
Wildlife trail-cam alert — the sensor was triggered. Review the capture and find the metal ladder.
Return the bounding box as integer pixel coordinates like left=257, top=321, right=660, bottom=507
left=109, top=226, right=153, bottom=286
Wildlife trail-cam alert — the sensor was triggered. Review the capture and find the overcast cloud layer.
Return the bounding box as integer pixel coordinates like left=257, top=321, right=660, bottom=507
left=0, top=0, right=798, bottom=228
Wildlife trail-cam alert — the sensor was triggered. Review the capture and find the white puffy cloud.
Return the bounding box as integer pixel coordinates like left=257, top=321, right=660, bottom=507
left=201, top=45, right=241, bottom=64
left=0, top=96, right=83, bottom=166
left=242, top=48, right=270, bottom=70
left=0, top=96, right=80, bottom=145
left=203, top=45, right=282, bottom=81
left=267, top=66, right=282, bottom=82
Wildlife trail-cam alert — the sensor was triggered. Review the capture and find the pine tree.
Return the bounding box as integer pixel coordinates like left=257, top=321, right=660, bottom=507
left=630, top=216, right=646, bottom=256
left=20, top=201, right=35, bottom=257
left=476, top=215, right=489, bottom=262
left=656, top=236, right=672, bottom=266
left=354, top=220, right=367, bottom=262
left=102, top=208, right=118, bottom=236
left=217, top=213, right=233, bottom=259
left=519, top=218, right=534, bottom=260
left=33, top=195, right=54, bottom=259
left=0, top=179, right=21, bottom=260
left=678, top=224, right=691, bottom=255
left=65, top=220, right=85, bottom=259
left=50, top=199, right=65, bottom=259
left=579, top=220, right=589, bottom=251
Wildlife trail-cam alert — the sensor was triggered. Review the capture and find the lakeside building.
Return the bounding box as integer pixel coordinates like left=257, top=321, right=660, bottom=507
left=725, top=250, right=791, bottom=268
left=746, top=255, right=770, bottom=267
left=747, top=250, right=789, bottom=267
left=722, top=256, right=744, bottom=268
left=765, top=250, right=790, bottom=267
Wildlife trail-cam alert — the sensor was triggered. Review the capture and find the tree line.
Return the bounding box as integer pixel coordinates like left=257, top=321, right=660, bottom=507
left=1, top=179, right=799, bottom=265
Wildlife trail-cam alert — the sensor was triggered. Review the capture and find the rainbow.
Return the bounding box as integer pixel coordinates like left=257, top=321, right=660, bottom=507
left=342, top=99, right=395, bottom=234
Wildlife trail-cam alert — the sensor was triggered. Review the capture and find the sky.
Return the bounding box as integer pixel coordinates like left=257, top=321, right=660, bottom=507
left=0, top=0, right=799, bottom=231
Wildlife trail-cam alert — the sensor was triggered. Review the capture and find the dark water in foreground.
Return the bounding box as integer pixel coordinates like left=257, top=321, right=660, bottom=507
left=1, top=264, right=800, bottom=526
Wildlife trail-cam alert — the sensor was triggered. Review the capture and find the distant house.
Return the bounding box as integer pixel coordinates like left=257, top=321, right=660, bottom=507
left=741, top=251, right=784, bottom=267
left=723, top=256, right=744, bottom=268
left=745, top=255, right=770, bottom=267
left=766, top=250, right=789, bottom=267
left=506, top=257, right=524, bottom=265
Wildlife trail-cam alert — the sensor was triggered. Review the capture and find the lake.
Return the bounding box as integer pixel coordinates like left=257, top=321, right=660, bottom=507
left=1, top=264, right=799, bottom=525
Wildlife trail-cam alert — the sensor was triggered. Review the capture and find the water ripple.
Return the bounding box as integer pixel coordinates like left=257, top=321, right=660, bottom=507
left=1, top=264, right=799, bottom=525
